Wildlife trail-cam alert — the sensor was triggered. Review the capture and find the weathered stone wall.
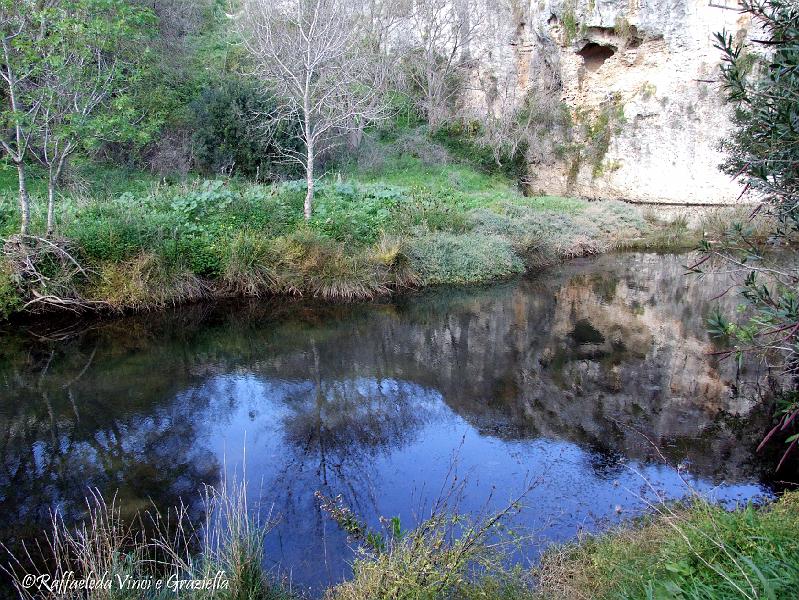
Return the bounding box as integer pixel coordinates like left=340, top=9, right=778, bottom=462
left=468, top=0, right=755, bottom=204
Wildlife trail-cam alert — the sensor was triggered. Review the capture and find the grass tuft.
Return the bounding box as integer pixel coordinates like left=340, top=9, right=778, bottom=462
left=408, top=232, right=525, bottom=285
left=90, top=252, right=208, bottom=310
left=3, top=480, right=293, bottom=600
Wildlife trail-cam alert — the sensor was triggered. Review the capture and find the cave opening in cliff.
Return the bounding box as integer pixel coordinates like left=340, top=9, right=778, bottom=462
left=577, top=42, right=616, bottom=71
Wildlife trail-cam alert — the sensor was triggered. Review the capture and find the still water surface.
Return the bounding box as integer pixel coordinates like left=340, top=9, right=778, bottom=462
left=0, top=252, right=787, bottom=592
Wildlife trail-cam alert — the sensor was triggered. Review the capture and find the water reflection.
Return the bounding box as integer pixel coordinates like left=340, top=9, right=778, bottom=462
left=0, top=252, right=793, bottom=592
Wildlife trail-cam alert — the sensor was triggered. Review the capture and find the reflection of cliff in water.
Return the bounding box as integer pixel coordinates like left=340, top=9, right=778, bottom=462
left=411, top=254, right=779, bottom=481
left=238, top=253, right=780, bottom=484
left=0, top=253, right=789, bottom=567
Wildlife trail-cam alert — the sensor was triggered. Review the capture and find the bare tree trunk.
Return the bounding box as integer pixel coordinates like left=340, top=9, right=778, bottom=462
left=348, top=126, right=364, bottom=150
left=304, top=139, right=314, bottom=221
left=46, top=156, right=67, bottom=237
left=16, top=161, right=30, bottom=235
left=303, top=83, right=314, bottom=220
left=2, top=34, right=32, bottom=236
left=47, top=176, right=56, bottom=237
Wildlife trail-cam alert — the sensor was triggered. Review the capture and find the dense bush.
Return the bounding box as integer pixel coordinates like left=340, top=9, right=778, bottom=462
left=189, top=78, right=303, bottom=180
left=66, top=196, right=168, bottom=263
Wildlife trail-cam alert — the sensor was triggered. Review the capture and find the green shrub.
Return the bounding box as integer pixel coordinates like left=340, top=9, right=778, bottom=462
left=66, top=194, right=168, bottom=262
left=394, top=188, right=472, bottom=233
left=408, top=232, right=524, bottom=285
left=189, top=77, right=302, bottom=180
left=239, top=186, right=303, bottom=236
left=160, top=234, right=225, bottom=277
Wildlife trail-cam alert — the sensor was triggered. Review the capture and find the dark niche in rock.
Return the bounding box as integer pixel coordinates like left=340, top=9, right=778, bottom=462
left=577, top=42, right=616, bottom=71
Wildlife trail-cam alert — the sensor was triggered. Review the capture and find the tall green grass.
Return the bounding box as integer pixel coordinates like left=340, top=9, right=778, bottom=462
left=535, top=491, right=799, bottom=600
left=5, top=482, right=796, bottom=600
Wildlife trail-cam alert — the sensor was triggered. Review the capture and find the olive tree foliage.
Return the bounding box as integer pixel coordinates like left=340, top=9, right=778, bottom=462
left=237, top=0, right=392, bottom=220
left=35, top=1, right=155, bottom=236
left=0, top=0, right=49, bottom=235
left=697, top=0, right=799, bottom=468
left=0, top=0, right=155, bottom=236
left=717, top=0, right=799, bottom=221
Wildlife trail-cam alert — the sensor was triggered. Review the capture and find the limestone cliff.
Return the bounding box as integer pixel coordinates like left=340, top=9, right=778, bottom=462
left=470, top=0, right=754, bottom=204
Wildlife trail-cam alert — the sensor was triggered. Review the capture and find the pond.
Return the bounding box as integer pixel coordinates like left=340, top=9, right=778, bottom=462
left=0, top=252, right=790, bottom=594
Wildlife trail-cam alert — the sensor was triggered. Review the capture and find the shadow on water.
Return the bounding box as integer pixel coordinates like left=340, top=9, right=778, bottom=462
left=0, top=252, right=796, bottom=593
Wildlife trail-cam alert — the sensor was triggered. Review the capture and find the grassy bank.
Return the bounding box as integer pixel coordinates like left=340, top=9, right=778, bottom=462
left=0, top=130, right=706, bottom=319
left=5, top=483, right=798, bottom=600
left=535, top=492, right=799, bottom=600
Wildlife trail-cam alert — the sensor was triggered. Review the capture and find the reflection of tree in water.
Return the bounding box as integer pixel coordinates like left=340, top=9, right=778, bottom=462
left=0, top=331, right=223, bottom=577
left=228, top=339, right=442, bottom=585
left=278, top=347, right=436, bottom=496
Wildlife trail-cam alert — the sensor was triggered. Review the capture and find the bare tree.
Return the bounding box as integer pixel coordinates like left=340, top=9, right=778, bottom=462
left=403, top=0, right=484, bottom=127
left=238, top=0, right=390, bottom=220
left=345, top=0, right=407, bottom=150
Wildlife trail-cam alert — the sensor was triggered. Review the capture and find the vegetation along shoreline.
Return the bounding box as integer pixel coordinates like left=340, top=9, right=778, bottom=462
left=0, top=129, right=755, bottom=324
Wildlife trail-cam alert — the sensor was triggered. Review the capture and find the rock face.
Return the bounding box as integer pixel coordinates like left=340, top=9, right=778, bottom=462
left=470, top=0, right=754, bottom=204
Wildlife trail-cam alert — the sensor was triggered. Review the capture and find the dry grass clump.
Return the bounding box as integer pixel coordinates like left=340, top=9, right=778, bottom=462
left=327, top=514, right=532, bottom=600
left=368, top=235, right=421, bottom=290
left=407, top=232, right=524, bottom=285
left=221, top=230, right=281, bottom=297
left=627, top=215, right=702, bottom=250
left=2, top=481, right=291, bottom=600
left=220, top=230, right=419, bottom=301
left=267, top=231, right=418, bottom=300
left=583, top=201, right=647, bottom=241
left=469, top=200, right=649, bottom=265
left=323, top=480, right=536, bottom=600
left=699, top=205, right=777, bottom=243
left=90, top=252, right=208, bottom=311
